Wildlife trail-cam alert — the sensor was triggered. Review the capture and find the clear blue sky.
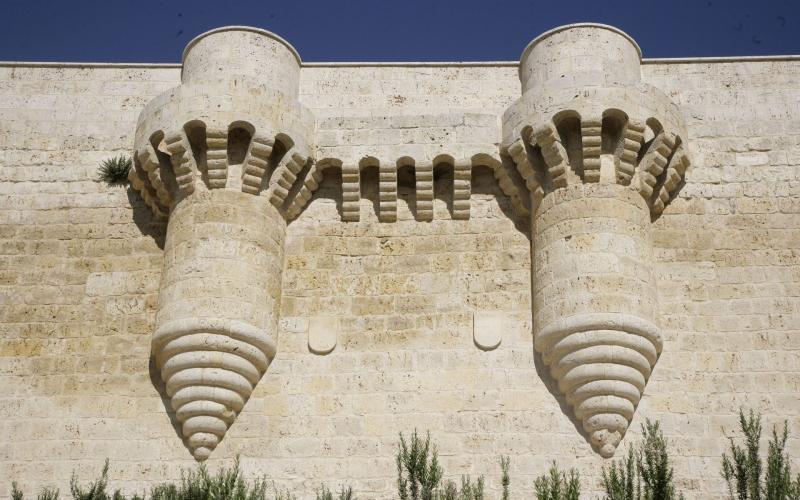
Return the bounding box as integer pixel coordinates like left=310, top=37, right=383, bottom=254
left=1, top=0, right=798, bottom=63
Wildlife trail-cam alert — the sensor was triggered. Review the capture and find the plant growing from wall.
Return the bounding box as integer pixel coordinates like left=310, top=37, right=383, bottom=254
left=533, top=462, right=580, bottom=500
left=97, top=155, right=131, bottom=185
left=722, top=409, right=800, bottom=500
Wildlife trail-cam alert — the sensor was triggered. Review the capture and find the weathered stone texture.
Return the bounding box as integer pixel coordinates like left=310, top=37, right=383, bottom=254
left=1, top=38, right=800, bottom=500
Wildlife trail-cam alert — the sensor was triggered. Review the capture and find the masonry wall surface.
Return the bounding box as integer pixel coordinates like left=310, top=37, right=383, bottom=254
left=1, top=57, right=799, bottom=499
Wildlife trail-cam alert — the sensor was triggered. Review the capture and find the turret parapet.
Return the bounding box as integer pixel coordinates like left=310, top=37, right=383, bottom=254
left=503, top=24, right=690, bottom=219
left=519, top=23, right=642, bottom=92
left=181, top=26, right=302, bottom=97
left=130, top=27, right=315, bottom=217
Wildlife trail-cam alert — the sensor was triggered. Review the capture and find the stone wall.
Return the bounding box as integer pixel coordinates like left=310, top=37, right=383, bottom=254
left=0, top=54, right=799, bottom=499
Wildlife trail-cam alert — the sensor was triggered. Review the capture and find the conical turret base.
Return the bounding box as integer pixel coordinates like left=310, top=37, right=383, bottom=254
left=154, top=318, right=276, bottom=460
left=536, top=314, right=662, bottom=457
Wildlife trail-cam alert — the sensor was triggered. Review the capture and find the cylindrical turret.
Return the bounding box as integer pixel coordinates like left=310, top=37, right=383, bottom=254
left=503, top=24, right=690, bottom=457
left=153, top=190, right=284, bottom=460
left=532, top=183, right=661, bottom=457
left=130, top=27, right=314, bottom=460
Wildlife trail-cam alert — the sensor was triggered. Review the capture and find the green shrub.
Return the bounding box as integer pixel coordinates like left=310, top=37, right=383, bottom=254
left=603, top=447, right=640, bottom=500
left=639, top=420, right=681, bottom=500
left=38, top=489, right=60, bottom=500
left=602, top=420, right=682, bottom=500
left=69, top=460, right=111, bottom=500
left=395, top=430, right=495, bottom=500
left=315, top=484, right=354, bottom=500
left=150, top=458, right=268, bottom=500
left=27, top=417, right=796, bottom=499
left=396, top=430, right=444, bottom=500
left=439, top=476, right=484, bottom=500
left=270, top=487, right=296, bottom=500
left=11, top=483, right=25, bottom=500
left=722, top=409, right=800, bottom=500
left=500, top=456, right=510, bottom=500
left=533, top=462, right=580, bottom=500
left=97, top=155, right=132, bottom=185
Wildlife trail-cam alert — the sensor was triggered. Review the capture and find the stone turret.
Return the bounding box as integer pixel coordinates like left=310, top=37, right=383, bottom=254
left=129, top=27, right=314, bottom=460
left=502, top=24, right=690, bottom=457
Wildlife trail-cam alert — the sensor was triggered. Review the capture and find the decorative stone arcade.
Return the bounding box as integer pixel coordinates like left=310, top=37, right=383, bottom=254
left=129, top=24, right=690, bottom=460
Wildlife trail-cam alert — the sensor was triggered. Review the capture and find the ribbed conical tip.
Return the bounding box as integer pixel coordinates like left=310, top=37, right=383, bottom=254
left=193, top=447, right=212, bottom=461
left=591, top=429, right=622, bottom=458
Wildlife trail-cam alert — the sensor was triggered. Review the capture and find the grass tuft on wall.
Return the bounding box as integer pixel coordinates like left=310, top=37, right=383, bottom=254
left=97, top=155, right=132, bottom=185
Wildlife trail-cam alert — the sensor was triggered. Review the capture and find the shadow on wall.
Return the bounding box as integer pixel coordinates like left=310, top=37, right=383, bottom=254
left=310, top=168, right=345, bottom=220
left=470, top=165, right=528, bottom=235
left=127, top=187, right=166, bottom=250
left=148, top=356, right=194, bottom=458
left=533, top=339, right=593, bottom=449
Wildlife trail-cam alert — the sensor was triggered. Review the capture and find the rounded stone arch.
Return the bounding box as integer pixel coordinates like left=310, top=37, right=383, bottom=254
left=358, top=155, right=380, bottom=170
left=602, top=107, right=629, bottom=122
left=183, top=119, right=207, bottom=138
left=144, top=129, right=178, bottom=197
left=642, top=116, right=666, bottom=146
left=228, top=120, right=255, bottom=136
left=601, top=108, right=629, bottom=156
left=432, top=153, right=455, bottom=167
left=395, top=155, right=415, bottom=169
left=182, top=119, right=208, bottom=166
left=552, top=108, right=582, bottom=128
left=281, top=156, right=344, bottom=220
left=646, top=116, right=664, bottom=136
left=148, top=129, right=167, bottom=151
left=395, top=155, right=416, bottom=191
left=470, top=152, right=530, bottom=221
left=274, top=132, right=295, bottom=151
left=316, top=157, right=343, bottom=173
left=226, top=120, right=255, bottom=166
left=430, top=153, right=455, bottom=215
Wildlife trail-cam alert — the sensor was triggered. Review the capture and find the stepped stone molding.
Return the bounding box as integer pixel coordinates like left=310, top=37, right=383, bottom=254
left=502, top=23, right=691, bottom=457
left=153, top=317, right=277, bottom=460
left=128, top=23, right=690, bottom=461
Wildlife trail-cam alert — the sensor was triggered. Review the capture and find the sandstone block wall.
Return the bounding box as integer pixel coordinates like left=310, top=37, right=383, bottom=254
left=1, top=48, right=799, bottom=499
